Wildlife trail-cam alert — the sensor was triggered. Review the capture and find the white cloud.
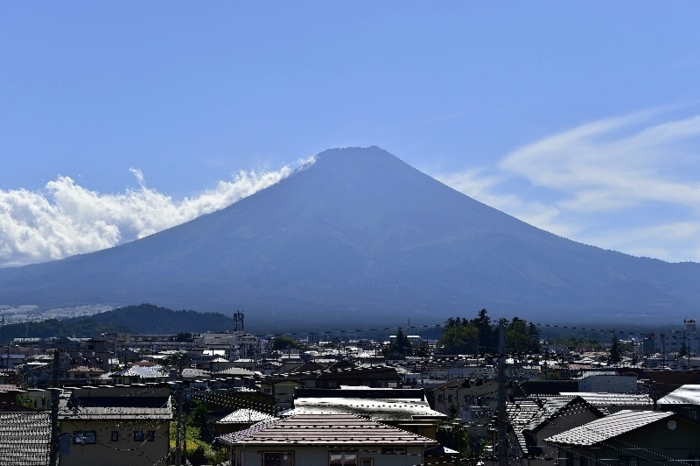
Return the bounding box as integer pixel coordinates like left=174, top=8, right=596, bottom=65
left=436, top=108, right=700, bottom=263
left=0, top=158, right=314, bottom=267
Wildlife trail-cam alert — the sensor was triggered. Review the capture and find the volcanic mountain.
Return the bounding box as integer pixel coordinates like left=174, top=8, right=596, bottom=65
left=1, top=147, right=698, bottom=326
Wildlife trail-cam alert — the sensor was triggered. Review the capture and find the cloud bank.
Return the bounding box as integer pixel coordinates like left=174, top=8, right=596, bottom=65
left=0, top=159, right=314, bottom=267
left=437, top=108, right=700, bottom=263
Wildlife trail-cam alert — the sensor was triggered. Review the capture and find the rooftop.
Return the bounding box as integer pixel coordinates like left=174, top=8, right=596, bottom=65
left=545, top=410, right=674, bottom=446
left=217, top=413, right=438, bottom=446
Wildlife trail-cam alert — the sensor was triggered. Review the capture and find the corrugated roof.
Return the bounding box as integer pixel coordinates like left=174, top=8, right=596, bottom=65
left=559, top=392, right=653, bottom=407
left=283, top=397, right=446, bottom=421
left=0, top=411, right=51, bottom=466
left=545, top=410, right=674, bottom=446
left=658, top=384, right=700, bottom=405
left=217, top=408, right=276, bottom=425
left=217, top=413, right=438, bottom=446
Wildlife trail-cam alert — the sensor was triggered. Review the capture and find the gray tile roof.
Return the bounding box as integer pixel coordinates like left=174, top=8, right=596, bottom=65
left=217, top=413, right=438, bottom=446
left=545, top=410, right=674, bottom=446
left=0, top=411, right=51, bottom=466
left=658, top=384, right=700, bottom=405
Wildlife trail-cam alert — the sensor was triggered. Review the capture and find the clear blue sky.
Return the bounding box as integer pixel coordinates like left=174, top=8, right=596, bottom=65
left=1, top=2, right=700, bottom=266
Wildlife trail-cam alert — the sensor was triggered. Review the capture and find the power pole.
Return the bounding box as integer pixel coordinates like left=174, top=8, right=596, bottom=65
left=175, top=385, right=183, bottom=466
left=49, top=350, right=60, bottom=466
left=496, top=320, right=508, bottom=466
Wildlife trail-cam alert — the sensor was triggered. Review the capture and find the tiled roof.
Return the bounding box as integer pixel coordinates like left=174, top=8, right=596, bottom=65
left=217, top=413, right=438, bottom=446
left=0, top=411, right=51, bottom=466
left=545, top=410, right=674, bottom=446
left=217, top=408, right=276, bottom=425
left=658, top=384, right=700, bottom=405
left=284, top=397, right=446, bottom=421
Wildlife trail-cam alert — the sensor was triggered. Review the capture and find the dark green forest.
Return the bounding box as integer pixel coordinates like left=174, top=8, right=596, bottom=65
left=0, top=304, right=235, bottom=343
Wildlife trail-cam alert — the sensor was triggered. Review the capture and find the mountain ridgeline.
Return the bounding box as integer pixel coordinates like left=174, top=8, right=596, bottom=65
left=0, top=146, right=698, bottom=325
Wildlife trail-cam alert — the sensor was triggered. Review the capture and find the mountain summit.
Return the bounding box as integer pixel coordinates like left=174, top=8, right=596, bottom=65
left=1, top=147, right=698, bottom=325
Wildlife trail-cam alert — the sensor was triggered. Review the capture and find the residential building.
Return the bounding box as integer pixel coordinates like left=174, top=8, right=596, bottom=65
left=545, top=410, right=700, bottom=465
left=217, top=413, right=438, bottom=466
left=57, top=385, right=172, bottom=466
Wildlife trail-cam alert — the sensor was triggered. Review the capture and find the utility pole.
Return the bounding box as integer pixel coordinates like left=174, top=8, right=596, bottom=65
left=175, top=384, right=183, bottom=466
left=49, top=349, right=60, bottom=466
left=496, top=320, right=508, bottom=466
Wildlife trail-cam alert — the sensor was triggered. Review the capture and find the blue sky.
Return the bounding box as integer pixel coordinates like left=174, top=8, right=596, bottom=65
left=1, top=2, right=700, bottom=266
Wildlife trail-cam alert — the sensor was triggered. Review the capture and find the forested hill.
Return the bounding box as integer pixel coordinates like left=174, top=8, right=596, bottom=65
left=0, top=304, right=235, bottom=343
left=74, top=303, right=235, bottom=334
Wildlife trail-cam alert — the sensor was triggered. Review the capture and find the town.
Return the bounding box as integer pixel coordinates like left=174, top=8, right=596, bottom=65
left=2, top=309, right=700, bottom=466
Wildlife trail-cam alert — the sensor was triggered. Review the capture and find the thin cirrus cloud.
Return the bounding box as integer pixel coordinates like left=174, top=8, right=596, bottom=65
left=436, top=108, right=700, bottom=263
left=0, top=159, right=314, bottom=268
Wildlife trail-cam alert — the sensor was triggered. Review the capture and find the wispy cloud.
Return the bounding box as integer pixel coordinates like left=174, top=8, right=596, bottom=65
left=0, top=158, right=315, bottom=267
left=437, top=108, right=700, bottom=262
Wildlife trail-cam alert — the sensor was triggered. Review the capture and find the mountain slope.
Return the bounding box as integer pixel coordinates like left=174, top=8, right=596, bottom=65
left=0, top=146, right=698, bottom=325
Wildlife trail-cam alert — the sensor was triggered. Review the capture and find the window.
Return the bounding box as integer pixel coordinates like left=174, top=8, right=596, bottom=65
left=619, top=458, right=640, bottom=466
left=134, top=431, right=144, bottom=442
left=330, top=451, right=357, bottom=465
left=382, top=447, right=406, bottom=455
left=360, top=459, right=373, bottom=466
left=73, top=431, right=96, bottom=444
left=263, top=452, right=293, bottom=466
left=110, top=431, right=119, bottom=442
left=580, top=456, right=589, bottom=466
left=146, top=431, right=155, bottom=442
left=448, top=394, right=453, bottom=403
left=437, top=394, right=444, bottom=403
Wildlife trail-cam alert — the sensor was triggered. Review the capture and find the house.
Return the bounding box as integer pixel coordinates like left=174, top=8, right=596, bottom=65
left=0, top=410, right=51, bottom=466
left=507, top=396, right=606, bottom=466
left=217, top=413, right=438, bottom=466
left=433, top=378, right=499, bottom=415
left=57, top=385, right=172, bottom=466
left=285, top=387, right=446, bottom=439
left=545, top=410, right=700, bottom=465
left=657, top=384, right=700, bottom=421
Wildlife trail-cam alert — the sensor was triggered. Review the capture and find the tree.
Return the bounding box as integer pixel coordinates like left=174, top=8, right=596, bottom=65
left=383, top=328, right=413, bottom=358
left=473, top=309, right=494, bottom=352
left=272, top=336, right=304, bottom=351
left=437, top=323, right=479, bottom=354
left=679, top=342, right=689, bottom=358
left=608, top=335, right=622, bottom=364
left=436, top=421, right=473, bottom=459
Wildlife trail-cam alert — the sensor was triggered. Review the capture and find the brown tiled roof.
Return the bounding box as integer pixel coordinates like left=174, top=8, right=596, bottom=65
left=217, top=413, right=438, bottom=446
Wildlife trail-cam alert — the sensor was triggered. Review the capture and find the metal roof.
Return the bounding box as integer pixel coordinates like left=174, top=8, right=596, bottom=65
left=217, top=413, right=438, bottom=447
left=545, top=410, right=674, bottom=446
left=0, top=411, right=51, bottom=466
left=217, top=408, right=276, bottom=425
left=559, top=392, right=653, bottom=407
left=282, top=397, right=446, bottom=422
left=658, top=384, right=700, bottom=405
